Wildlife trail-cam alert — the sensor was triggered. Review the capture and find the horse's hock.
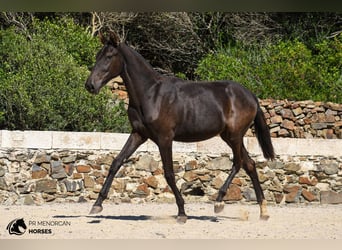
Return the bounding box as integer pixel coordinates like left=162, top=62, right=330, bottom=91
left=0, top=113, right=341, bottom=206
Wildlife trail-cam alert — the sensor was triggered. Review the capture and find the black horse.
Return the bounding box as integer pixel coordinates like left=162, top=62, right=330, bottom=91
left=85, top=32, right=275, bottom=223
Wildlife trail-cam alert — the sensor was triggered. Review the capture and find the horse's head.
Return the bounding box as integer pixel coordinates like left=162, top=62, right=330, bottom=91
left=85, top=31, right=124, bottom=94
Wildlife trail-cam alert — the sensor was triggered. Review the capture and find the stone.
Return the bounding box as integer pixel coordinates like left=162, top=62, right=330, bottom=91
left=34, top=152, right=50, bottom=164
left=84, top=174, right=95, bottom=188
left=0, top=166, right=6, bottom=177
left=323, top=163, right=339, bottom=175
left=76, top=165, right=92, bottom=173
left=61, top=155, right=77, bottom=163
left=211, top=176, right=224, bottom=189
left=0, top=177, right=8, bottom=190
left=274, top=193, right=284, bottom=204
left=280, top=109, right=294, bottom=119
left=278, top=129, right=290, bottom=137
left=51, top=161, right=67, bottom=179
left=9, top=161, right=20, bottom=173
left=31, top=167, right=48, bottom=179
left=281, top=119, right=295, bottom=130
left=271, top=115, right=283, bottom=124
left=35, top=179, right=57, bottom=193
left=112, top=179, right=126, bottom=192
left=183, top=171, right=198, bottom=182
left=206, top=157, right=232, bottom=170
left=284, top=162, right=301, bottom=173
left=302, top=189, right=316, bottom=202
left=144, top=176, right=158, bottom=189
left=185, top=160, right=198, bottom=171
left=320, top=191, right=342, bottom=204
left=62, top=179, right=83, bottom=192
left=134, top=183, right=150, bottom=197
left=223, top=184, right=242, bottom=201
left=135, top=155, right=159, bottom=172
left=23, top=194, right=35, bottom=205
left=243, top=188, right=256, bottom=201
left=298, top=176, right=318, bottom=186
left=284, top=185, right=301, bottom=203
left=64, top=164, right=74, bottom=176
left=312, top=123, right=328, bottom=130
left=292, top=107, right=303, bottom=116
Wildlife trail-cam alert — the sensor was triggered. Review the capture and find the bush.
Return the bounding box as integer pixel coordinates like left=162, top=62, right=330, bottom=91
left=195, top=35, right=342, bottom=102
left=0, top=18, right=130, bottom=132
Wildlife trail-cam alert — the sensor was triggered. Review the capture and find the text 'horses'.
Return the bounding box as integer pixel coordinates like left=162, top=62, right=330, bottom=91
left=85, top=32, right=275, bottom=223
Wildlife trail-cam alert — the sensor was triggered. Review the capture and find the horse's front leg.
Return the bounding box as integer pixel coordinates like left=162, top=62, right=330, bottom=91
left=89, top=133, right=146, bottom=214
left=158, top=142, right=187, bottom=223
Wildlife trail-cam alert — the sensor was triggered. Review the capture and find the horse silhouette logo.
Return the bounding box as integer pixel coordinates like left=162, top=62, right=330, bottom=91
left=6, top=218, right=27, bottom=235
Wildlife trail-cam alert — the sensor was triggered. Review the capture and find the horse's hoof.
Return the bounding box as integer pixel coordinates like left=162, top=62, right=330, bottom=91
left=89, top=205, right=103, bottom=215
left=214, top=201, right=225, bottom=214
left=177, top=215, right=187, bottom=224
left=260, top=214, right=270, bottom=221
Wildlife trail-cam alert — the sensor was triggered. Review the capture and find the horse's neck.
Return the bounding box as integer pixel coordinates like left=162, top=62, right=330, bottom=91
left=119, top=44, right=159, bottom=107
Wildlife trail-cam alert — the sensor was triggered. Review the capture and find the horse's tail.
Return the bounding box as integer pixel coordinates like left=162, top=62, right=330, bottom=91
left=254, top=104, right=275, bottom=160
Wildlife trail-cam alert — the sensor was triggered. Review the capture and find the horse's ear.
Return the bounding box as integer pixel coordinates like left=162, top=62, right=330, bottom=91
left=109, top=31, right=120, bottom=47
left=98, top=31, right=107, bottom=45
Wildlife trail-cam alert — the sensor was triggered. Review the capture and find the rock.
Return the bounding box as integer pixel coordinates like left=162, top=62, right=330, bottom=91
left=284, top=185, right=302, bottom=203
left=61, top=154, right=77, bottom=163
left=135, top=155, right=159, bottom=172
left=64, top=164, right=74, bottom=176
left=76, top=165, right=92, bottom=173
left=185, top=160, right=198, bottom=171
left=84, top=174, right=95, bottom=188
left=23, top=194, right=35, bottom=205
left=51, top=161, right=67, bottom=179
left=9, top=162, right=20, bottom=173
left=144, top=176, right=158, bottom=189
left=281, top=119, right=295, bottom=130
left=274, top=193, right=284, bottom=204
left=323, top=163, right=339, bottom=175
left=206, top=157, right=232, bottom=170
left=302, top=189, right=316, bottom=202
left=35, top=179, right=57, bottom=193
left=0, top=177, right=8, bottom=190
left=223, top=184, right=242, bottom=201
left=280, top=109, right=294, bottom=119
left=320, top=191, right=342, bottom=204
left=112, top=179, right=126, bottom=192
left=312, top=123, right=328, bottom=130
left=62, top=179, right=83, bottom=192
left=292, top=107, right=303, bottom=116
left=271, top=115, right=283, bottom=124
left=298, top=176, right=318, bottom=186
left=134, top=183, right=150, bottom=197
left=31, top=166, right=48, bottom=179
left=0, top=166, right=6, bottom=177
left=284, top=162, right=301, bottom=173
left=211, top=176, right=224, bottom=189
left=243, top=188, right=256, bottom=201
left=34, top=152, right=50, bottom=164
left=183, top=171, right=198, bottom=182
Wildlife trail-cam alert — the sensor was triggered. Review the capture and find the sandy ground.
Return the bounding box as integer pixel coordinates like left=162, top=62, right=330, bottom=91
left=1, top=201, right=342, bottom=239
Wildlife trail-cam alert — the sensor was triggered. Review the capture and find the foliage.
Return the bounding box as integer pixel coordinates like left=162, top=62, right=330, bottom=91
left=0, top=17, right=130, bottom=132
left=195, top=35, right=342, bottom=102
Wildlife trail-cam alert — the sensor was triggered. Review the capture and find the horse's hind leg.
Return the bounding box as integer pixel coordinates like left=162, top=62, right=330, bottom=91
left=89, top=133, right=146, bottom=214
left=214, top=135, right=243, bottom=214
left=242, top=147, right=270, bottom=220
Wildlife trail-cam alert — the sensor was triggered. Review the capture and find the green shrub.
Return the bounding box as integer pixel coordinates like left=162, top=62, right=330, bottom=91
left=195, top=35, right=341, bottom=102
left=0, top=18, right=130, bottom=132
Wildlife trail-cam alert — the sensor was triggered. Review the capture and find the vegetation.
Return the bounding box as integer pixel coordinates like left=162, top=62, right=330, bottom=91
left=0, top=12, right=341, bottom=132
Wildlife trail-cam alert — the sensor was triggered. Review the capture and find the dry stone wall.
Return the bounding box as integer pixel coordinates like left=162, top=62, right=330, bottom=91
left=110, top=76, right=342, bottom=139
left=1, top=140, right=342, bottom=206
